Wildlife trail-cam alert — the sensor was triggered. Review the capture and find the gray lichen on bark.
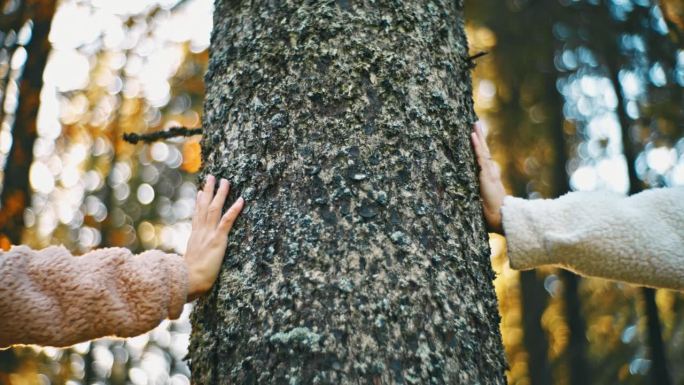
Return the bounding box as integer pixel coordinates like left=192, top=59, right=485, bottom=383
left=190, top=1, right=507, bottom=384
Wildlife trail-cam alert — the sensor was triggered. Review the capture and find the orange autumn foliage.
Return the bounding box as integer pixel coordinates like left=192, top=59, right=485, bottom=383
left=181, top=140, right=202, bottom=173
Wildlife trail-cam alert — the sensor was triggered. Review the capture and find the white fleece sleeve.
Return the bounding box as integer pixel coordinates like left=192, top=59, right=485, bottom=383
left=501, top=187, right=684, bottom=291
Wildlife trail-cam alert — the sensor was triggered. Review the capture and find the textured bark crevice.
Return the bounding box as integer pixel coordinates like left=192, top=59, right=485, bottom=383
left=190, top=2, right=507, bottom=384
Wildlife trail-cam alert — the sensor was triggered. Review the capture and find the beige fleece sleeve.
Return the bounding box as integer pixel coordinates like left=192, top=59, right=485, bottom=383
left=502, top=187, right=684, bottom=291
left=0, top=245, right=188, bottom=348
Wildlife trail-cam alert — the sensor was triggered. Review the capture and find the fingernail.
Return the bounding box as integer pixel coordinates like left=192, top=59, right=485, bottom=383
left=221, top=178, right=228, bottom=186
left=207, top=174, right=214, bottom=182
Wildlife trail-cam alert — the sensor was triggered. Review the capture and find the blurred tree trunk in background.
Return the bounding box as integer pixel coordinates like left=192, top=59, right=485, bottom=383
left=548, top=80, right=591, bottom=385
left=611, top=67, right=672, bottom=384
left=0, top=0, right=56, bottom=381
left=605, top=53, right=673, bottom=385
left=466, top=1, right=590, bottom=383
left=545, top=58, right=591, bottom=385
left=189, top=1, right=508, bottom=384
left=514, top=204, right=554, bottom=385
left=593, top=4, right=674, bottom=383
left=498, top=81, right=554, bottom=385
left=0, top=0, right=56, bottom=248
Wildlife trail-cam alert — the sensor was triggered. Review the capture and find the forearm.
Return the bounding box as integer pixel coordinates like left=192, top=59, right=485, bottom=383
left=0, top=245, right=188, bottom=347
left=502, top=187, right=684, bottom=291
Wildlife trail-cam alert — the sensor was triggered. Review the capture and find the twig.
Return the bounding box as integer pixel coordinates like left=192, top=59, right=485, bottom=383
left=123, top=126, right=203, bottom=144
left=466, top=51, right=489, bottom=68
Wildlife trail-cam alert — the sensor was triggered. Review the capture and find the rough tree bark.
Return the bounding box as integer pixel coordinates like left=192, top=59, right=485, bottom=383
left=189, top=1, right=507, bottom=384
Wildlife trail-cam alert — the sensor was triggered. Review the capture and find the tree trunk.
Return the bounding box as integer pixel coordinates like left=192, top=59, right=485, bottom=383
left=607, top=56, right=672, bottom=385
left=500, top=93, right=554, bottom=385
left=470, top=0, right=588, bottom=381
left=547, top=73, right=591, bottom=385
left=518, top=271, right=553, bottom=385
left=189, top=1, right=507, bottom=384
left=0, top=0, right=56, bottom=375
left=0, top=0, right=56, bottom=247
left=569, top=2, right=673, bottom=383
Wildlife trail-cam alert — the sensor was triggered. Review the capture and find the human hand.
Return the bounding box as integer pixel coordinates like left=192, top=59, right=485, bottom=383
left=471, top=122, right=506, bottom=234
left=184, top=175, right=244, bottom=301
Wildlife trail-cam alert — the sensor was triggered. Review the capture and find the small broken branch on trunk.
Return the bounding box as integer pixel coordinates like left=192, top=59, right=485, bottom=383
left=123, top=126, right=203, bottom=144
left=467, top=51, right=489, bottom=68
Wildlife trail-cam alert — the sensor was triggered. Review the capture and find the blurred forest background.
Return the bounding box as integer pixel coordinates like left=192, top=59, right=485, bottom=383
left=0, top=0, right=682, bottom=384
